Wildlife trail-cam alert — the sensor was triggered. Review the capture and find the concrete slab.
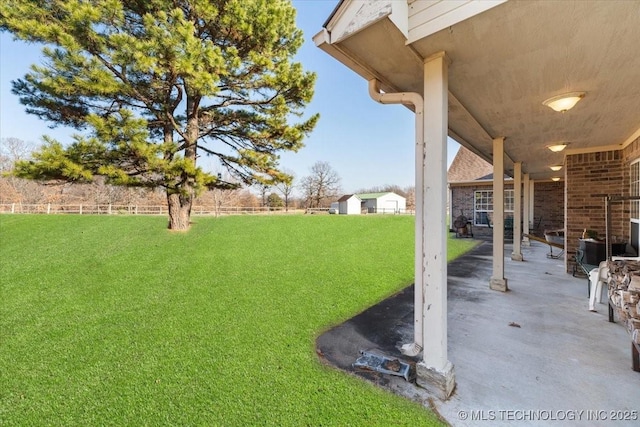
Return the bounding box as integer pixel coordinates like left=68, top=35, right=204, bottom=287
left=316, top=240, right=639, bottom=426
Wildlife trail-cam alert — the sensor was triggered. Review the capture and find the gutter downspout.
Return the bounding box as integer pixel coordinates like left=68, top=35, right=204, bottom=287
left=368, top=79, right=424, bottom=357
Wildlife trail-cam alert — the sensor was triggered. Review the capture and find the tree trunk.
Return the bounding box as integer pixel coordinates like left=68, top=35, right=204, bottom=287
left=166, top=93, right=199, bottom=231
left=167, top=191, right=192, bottom=230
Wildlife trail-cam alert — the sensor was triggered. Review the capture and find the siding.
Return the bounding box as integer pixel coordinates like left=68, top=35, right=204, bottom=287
left=407, top=0, right=506, bottom=44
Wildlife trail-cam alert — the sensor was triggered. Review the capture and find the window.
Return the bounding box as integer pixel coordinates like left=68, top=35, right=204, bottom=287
left=631, top=160, right=640, bottom=220
left=474, top=189, right=514, bottom=226
left=631, top=160, right=640, bottom=254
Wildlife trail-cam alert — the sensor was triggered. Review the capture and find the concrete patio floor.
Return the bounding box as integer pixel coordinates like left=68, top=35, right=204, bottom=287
left=316, top=239, right=639, bottom=426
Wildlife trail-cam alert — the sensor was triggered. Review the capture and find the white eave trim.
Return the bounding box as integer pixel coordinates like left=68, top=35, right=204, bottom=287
left=559, top=127, right=640, bottom=155
left=323, top=0, right=393, bottom=44
left=313, top=29, right=375, bottom=81
left=449, top=179, right=514, bottom=187
left=623, top=127, right=640, bottom=149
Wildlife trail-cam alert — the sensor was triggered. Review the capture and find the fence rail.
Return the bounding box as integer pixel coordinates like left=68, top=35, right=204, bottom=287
left=0, top=204, right=415, bottom=216
left=0, top=203, right=304, bottom=216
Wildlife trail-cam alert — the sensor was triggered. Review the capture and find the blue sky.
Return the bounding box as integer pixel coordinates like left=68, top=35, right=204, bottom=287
left=0, top=0, right=459, bottom=194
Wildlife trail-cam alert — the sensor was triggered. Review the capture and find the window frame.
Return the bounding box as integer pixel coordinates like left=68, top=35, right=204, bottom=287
left=631, top=159, right=640, bottom=222
left=474, top=189, right=514, bottom=227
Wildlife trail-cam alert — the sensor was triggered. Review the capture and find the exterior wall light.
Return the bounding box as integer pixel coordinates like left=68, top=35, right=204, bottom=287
left=542, top=92, right=585, bottom=112
left=546, top=144, right=568, bottom=152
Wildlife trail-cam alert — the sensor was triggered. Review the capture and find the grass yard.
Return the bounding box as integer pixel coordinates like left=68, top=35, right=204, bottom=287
left=0, top=214, right=477, bottom=426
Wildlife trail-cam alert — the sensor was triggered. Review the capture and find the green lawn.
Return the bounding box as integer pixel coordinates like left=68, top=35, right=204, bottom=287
left=0, top=214, right=477, bottom=426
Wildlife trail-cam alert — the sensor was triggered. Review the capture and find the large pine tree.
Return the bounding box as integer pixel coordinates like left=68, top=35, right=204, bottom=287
left=0, top=0, right=317, bottom=229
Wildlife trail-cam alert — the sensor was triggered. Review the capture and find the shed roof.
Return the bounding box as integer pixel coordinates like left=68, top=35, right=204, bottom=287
left=338, top=194, right=360, bottom=202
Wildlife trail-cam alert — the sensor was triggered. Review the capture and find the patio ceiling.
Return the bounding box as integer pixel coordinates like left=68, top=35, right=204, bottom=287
left=315, top=0, right=640, bottom=181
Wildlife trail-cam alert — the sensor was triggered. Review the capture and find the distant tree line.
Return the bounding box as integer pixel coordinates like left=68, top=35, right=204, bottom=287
left=2, top=139, right=413, bottom=211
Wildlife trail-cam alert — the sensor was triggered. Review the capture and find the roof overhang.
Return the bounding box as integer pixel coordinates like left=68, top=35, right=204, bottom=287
left=315, top=0, right=640, bottom=181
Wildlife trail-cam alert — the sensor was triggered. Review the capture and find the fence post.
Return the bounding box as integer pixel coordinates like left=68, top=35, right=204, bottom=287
left=135, top=205, right=138, bottom=215
left=108, top=203, right=112, bottom=215
left=47, top=203, right=51, bottom=214
left=79, top=204, right=83, bottom=215
left=11, top=203, right=15, bottom=213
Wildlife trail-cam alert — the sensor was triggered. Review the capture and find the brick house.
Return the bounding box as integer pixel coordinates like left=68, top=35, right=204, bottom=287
left=316, top=0, right=640, bottom=397
left=448, top=147, right=564, bottom=240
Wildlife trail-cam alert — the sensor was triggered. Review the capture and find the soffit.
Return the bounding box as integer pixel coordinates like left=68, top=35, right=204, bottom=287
left=320, top=0, right=640, bottom=180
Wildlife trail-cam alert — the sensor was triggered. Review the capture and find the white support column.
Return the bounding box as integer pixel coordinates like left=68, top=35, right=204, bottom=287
left=448, top=185, right=453, bottom=232
left=523, top=173, right=530, bottom=246
left=490, top=137, right=508, bottom=291
left=415, top=52, right=455, bottom=400
left=511, top=162, right=523, bottom=261
left=529, top=180, right=535, bottom=228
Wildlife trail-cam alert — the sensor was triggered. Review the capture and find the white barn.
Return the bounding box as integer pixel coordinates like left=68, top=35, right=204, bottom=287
left=358, top=192, right=406, bottom=214
left=337, top=194, right=361, bottom=215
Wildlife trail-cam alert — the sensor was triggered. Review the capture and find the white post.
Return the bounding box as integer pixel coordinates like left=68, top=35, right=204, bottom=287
left=11, top=203, right=15, bottom=213
left=490, top=137, right=508, bottom=291
left=47, top=203, right=51, bottom=215
left=529, top=180, right=535, bottom=228
left=448, top=184, right=454, bottom=231
left=415, top=52, right=455, bottom=400
left=511, top=162, right=523, bottom=261
left=108, top=203, right=112, bottom=215
left=523, top=173, right=530, bottom=246
left=79, top=204, right=83, bottom=215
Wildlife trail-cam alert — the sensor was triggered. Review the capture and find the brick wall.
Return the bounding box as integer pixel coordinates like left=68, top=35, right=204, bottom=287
left=533, top=181, right=564, bottom=234
left=450, top=182, right=514, bottom=240
left=565, top=150, right=626, bottom=272
left=623, top=137, right=640, bottom=162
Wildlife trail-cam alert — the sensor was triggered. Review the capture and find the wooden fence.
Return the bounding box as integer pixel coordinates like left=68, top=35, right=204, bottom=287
left=0, top=203, right=303, bottom=216
left=0, top=204, right=415, bottom=216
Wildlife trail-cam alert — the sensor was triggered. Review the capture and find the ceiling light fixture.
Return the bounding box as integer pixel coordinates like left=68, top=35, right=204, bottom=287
left=551, top=177, right=561, bottom=182
left=546, top=143, right=568, bottom=152
left=550, top=165, right=563, bottom=171
left=543, top=92, right=586, bottom=112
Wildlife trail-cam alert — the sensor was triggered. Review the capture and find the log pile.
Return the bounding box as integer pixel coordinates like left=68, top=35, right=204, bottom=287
left=607, top=260, right=640, bottom=344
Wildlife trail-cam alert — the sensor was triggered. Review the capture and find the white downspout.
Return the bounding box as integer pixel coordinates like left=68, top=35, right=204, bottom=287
left=368, top=79, right=424, bottom=356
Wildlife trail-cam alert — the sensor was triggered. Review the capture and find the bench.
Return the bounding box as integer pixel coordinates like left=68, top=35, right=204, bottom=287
left=523, top=233, right=565, bottom=259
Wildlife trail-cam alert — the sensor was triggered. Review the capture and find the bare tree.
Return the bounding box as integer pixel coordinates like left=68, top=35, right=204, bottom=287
left=403, top=186, right=415, bottom=211
left=0, top=137, right=35, bottom=172
left=0, top=138, right=42, bottom=204
left=255, top=184, right=271, bottom=207
left=355, top=184, right=408, bottom=197
left=300, top=161, right=341, bottom=208
left=275, top=169, right=295, bottom=212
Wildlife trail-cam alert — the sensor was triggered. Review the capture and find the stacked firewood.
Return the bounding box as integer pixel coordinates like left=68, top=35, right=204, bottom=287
left=607, top=260, right=640, bottom=344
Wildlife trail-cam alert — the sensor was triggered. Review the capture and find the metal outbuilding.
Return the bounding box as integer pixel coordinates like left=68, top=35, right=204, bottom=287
left=358, top=192, right=406, bottom=214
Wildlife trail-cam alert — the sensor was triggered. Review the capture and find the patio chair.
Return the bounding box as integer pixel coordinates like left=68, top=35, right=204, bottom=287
left=588, top=261, right=608, bottom=312
left=504, top=217, right=514, bottom=239
left=573, top=248, right=599, bottom=296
